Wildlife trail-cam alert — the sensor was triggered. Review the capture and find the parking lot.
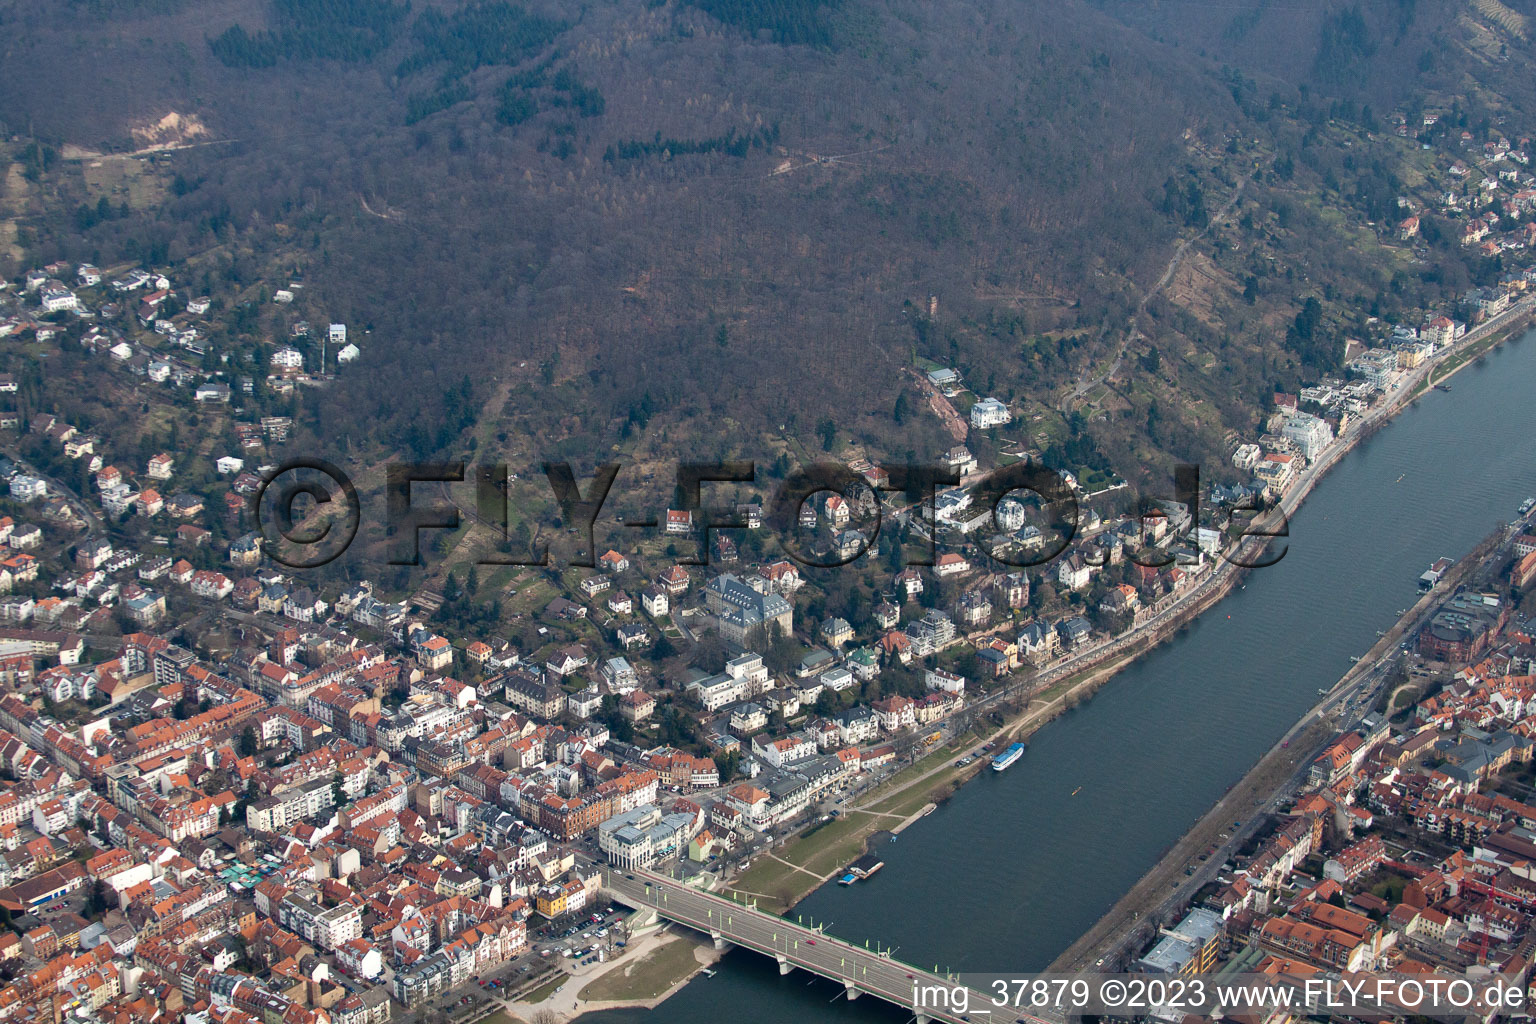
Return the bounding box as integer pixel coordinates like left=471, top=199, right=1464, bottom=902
left=395, top=903, right=631, bottom=1024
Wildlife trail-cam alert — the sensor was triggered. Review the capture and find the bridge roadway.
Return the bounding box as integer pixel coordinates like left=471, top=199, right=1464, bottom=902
left=605, top=867, right=1028, bottom=1024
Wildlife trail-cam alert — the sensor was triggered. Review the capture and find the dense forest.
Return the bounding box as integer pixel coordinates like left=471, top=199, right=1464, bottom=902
left=1, top=0, right=1532, bottom=495
left=208, top=0, right=412, bottom=67
left=689, top=0, right=846, bottom=47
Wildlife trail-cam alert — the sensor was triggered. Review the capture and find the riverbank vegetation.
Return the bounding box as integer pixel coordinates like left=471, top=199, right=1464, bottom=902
left=576, top=937, right=706, bottom=1002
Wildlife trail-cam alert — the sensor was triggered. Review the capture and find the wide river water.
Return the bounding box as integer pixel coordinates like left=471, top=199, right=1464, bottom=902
left=582, top=328, right=1536, bottom=1023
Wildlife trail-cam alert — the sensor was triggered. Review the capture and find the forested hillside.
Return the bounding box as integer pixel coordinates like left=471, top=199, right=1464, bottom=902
left=1, top=0, right=1532, bottom=493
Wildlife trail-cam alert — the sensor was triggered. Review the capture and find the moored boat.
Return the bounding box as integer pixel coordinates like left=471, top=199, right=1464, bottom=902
left=992, top=742, right=1026, bottom=771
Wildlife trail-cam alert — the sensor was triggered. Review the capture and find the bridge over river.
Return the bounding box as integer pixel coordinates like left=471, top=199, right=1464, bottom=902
left=605, top=867, right=1032, bottom=1024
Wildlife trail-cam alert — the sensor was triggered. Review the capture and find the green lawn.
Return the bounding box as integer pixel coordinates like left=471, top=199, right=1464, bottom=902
left=725, top=730, right=995, bottom=908
left=798, top=820, right=888, bottom=878
left=506, top=578, right=556, bottom=614
left=577, top=937, right=702, bottom=1002
left=727, top=856, right=818, bottom=911
left=475, top=1013, right=526, bottom=1024
left=866, top=780, right=948, bottom=821
left=522, top=976, right=567, bottom=1004
left=782, top=815, right=867, bottom=872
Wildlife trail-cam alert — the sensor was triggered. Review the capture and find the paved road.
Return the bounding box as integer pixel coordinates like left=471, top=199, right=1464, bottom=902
left=8, top=452, right=104, bottom=541
left=985, top=292, right=1536, bottom=710
left=1057, top=508, right=1533, bottom=973
left=392, top=902, right=632, bottom=1024
left=607, top=867, right=997, bottom=1024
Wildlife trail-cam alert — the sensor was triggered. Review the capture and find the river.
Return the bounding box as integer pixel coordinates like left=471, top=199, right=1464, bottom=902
left=580, top=328, right=1536, bottom=1024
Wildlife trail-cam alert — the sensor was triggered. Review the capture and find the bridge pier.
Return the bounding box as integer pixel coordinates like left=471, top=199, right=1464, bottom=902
left=844, top=981, right=861, bottom=1001
left=915, top=1014, right=931, bottom=1024
left=776, top=955, right=792, bottom=975
left=710, top=931, right=731, bottom=951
